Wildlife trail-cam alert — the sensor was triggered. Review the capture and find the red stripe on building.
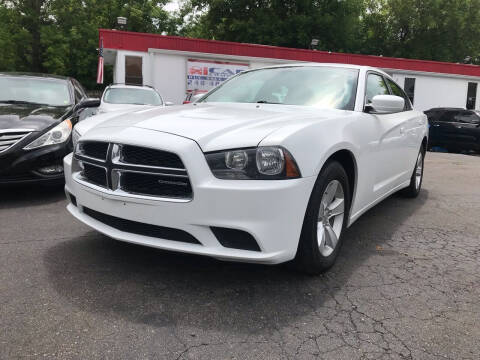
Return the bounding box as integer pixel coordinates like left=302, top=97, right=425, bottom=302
left=99, top=29, right=480, bottom=78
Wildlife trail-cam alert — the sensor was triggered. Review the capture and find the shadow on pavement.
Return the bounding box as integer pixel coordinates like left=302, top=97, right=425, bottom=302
left=43, top=190, right=429, bottom=334
left=0, top=183, right=65, bottom=209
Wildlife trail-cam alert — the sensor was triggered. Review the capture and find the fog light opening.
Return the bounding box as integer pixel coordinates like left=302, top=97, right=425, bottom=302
left=37, top=164, right=64, bottom=175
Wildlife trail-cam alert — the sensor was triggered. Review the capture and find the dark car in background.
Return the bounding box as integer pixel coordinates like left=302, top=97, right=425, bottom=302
left=425, top=107, right=480, bottom=153
left=0, top=73, right=99, bottom=185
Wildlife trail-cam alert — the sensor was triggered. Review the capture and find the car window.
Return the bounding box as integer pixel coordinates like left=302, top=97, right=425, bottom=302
left=72, top=79, right=87, bottom=102
left=0, top=76, right=72, bottom=106
left=103, top=88, right=163, bottom=105
left=201, top=66, right=359, bottom=110
left=438, top=110, right=459, bottom=122
left=386, top=78, right=411, bottom=110
left=365, top=73, right=389, bottom=104
left=454, top=110, right=480, bottom=124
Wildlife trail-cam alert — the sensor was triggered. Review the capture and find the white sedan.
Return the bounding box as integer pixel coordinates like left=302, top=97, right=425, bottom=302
left=64, top=64, right=428, bottom=273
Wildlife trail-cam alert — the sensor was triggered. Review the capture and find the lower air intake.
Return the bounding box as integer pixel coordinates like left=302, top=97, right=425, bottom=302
left=211, top=227, right=261, bottom=252
left=83, top=207, right=201, bottom=245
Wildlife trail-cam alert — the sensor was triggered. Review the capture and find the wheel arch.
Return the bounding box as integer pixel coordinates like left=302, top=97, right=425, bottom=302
left=319, top=148, right=358, bottom=222
left=422, top=136, right=428, bottom=153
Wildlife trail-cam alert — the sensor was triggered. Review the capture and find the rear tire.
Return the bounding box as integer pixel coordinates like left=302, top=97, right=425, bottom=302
left=293, top=161, right=350, bottom=274
left=401, top=147, right=424, bottom=198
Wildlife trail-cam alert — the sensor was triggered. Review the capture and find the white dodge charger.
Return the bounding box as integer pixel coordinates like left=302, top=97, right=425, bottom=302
left=64, top=64, right=428, bottom=273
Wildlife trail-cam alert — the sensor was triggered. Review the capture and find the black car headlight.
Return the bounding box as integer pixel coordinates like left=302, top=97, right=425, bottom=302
left=24, top=119, right=72, bottom=150
left=205, top=146, right=301, bottom=180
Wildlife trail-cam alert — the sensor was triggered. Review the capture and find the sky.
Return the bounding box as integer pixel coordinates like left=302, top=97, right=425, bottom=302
left=163, top=0, right=181, bottom=13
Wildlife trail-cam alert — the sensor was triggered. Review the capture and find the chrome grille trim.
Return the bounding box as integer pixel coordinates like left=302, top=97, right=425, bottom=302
left=73, top=141, right=193, bottom=201
left=111, top=144, right=187, bottom=173
left=0, top=129, right=33, bottom=153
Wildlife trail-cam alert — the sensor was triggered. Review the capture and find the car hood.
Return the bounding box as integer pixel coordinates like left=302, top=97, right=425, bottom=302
left=0, top=103, right=69, bottom=131
left=75, top=106, right=154, bottom=135
left=91, top=103, right=351, bottom=152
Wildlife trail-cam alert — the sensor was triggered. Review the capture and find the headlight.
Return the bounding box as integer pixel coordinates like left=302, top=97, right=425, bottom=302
left=72, top=128, right=81, bottom=148
left=205, top=146, right=301, bottom=180
left=24, top=119, right=72, bottom=150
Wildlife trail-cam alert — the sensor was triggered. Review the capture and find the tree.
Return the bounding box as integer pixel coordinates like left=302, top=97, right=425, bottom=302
left=179, top=0, right=365, bottom=52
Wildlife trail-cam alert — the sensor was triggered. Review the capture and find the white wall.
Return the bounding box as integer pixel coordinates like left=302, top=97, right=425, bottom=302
left=113, top=49, right=480, bottom=109
left=114, top=50, right=151, bottom=86
left=151, top=53, right=187, bottom=104
left=391, top=73, right=480, bottom=112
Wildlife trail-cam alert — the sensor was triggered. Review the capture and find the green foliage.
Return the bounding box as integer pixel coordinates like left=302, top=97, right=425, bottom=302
left=0, top=0, right=174, bottom=89
left=1, top=0, right=480, bottom=90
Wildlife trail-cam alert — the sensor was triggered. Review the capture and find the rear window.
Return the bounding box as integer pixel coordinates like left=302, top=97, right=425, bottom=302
left=103, top=88, right=163, bottom=106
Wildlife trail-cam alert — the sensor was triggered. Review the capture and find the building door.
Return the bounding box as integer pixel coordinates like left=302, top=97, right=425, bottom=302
left=125, top=56, right=143, bottom=85
left=466, top=82, right=477, bottom=110
left=404, top=78, right=416, bottom=105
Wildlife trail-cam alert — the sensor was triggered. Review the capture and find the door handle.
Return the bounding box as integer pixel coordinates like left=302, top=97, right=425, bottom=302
left=433, top=124, right=440, bottom=127
left=400, top=127, right=405, bottom=135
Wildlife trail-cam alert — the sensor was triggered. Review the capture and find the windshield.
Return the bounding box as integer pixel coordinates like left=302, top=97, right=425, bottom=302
left=103, top=88, right=163, bottom=105
left=201, top=66, right=359, bottom=110
left=0, top=77, right=72, bottom=106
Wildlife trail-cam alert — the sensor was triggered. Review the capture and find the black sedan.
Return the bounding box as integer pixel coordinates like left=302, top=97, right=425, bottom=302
left=425, top=107, right=480, bottom=153
left=0, top=73, right=99, bottom=185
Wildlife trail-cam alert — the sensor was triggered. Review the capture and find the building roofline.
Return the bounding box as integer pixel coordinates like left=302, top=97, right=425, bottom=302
left=99, top=29, right=480, bottom=78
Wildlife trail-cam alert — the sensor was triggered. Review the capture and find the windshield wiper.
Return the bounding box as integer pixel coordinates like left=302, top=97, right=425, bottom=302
left=256, top=100, right=281, bottom=104
left=0, top=100, right=51, bottom=106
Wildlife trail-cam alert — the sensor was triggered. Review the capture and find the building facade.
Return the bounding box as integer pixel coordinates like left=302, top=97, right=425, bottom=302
left=100, top=29, right=480, bottom=111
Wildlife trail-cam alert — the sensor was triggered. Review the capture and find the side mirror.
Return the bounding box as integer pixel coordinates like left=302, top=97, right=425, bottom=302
left=368, top=95, right=405, bottom=114
left=165, top=101, right=174, bottom=106
left=75, top=98, right=100, bottom=112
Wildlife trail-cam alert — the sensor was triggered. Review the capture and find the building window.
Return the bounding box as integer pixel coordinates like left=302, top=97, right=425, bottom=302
left=404, top=78, right=415, bottom=105
left=466, top=82, right=477, bottom=110
left=125, top=56, right=142, bottom=85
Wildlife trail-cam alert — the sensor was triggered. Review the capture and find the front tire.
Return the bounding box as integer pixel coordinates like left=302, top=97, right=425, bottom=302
left=401, top=147, right=424, bottom=198
left=293, top=161, right=350, bottom=274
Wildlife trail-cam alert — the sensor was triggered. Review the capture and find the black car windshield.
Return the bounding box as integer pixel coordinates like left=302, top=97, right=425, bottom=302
left=200, top=66, right=359, bottom=110
left=103, top=88, right=163, bottom=105
left=0, top=76, right=72, bottom=106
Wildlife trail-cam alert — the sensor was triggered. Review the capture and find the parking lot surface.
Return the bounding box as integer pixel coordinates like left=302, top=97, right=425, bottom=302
left=1, top=152, right=480, bottom=360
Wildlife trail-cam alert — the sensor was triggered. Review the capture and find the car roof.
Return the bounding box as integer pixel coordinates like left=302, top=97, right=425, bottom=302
left=106, top=84, right=156, bottom=90
left=242, top=62, right=392, bottom=78
left=0, top=72, right=71, bottom=81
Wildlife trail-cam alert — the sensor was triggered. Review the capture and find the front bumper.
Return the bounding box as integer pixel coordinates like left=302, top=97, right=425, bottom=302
left=0, top=142, right=70, bottom=185
left=64, top=132, right=316, bottom=264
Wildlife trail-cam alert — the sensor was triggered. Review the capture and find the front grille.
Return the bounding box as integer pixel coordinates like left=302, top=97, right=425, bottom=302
left=83, top=207, right=201, bottom=244
left=83, top=163, right=107, bottom=187
left=0, top=129, right=32, bottom=153
left=121, top=145, right=185, bottom=169
left=74, top=141, right=192, bottom=200
left=79, top=141, right=109, bottom=160
left=121, top=172, right=192, bottom=198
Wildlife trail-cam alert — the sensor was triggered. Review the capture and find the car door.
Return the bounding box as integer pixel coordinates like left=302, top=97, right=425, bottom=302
left=434, top=110, right=463, bottom=150
left=385, top=77, right=424, bottom=174
left=364, top=72, right=411, bottom=198
left=452, top=110, right=480, bottom=151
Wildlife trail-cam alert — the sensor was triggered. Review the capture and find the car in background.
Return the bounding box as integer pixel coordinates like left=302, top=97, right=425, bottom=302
left=65, top=64, right=428, bottom=274
left=72, top=106, right=156, bottom=148
left=0, top=72, right=99, bottom=185
left=97, top=84, right=166, bottom=114
left=425, top=107, right=480, bottom=153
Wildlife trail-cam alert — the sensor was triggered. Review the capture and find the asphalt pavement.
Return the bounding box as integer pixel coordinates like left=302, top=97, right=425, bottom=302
left=1, top=152, right=479, bottom=360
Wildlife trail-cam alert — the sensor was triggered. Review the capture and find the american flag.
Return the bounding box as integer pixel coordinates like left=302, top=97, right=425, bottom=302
left=96, top=37, right=104, bottom=84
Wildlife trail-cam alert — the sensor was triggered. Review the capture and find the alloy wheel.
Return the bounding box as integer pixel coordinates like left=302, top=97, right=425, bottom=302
left=317, top=180, right=345, bottom=257
left=415, top=152, right=423, bottom=190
